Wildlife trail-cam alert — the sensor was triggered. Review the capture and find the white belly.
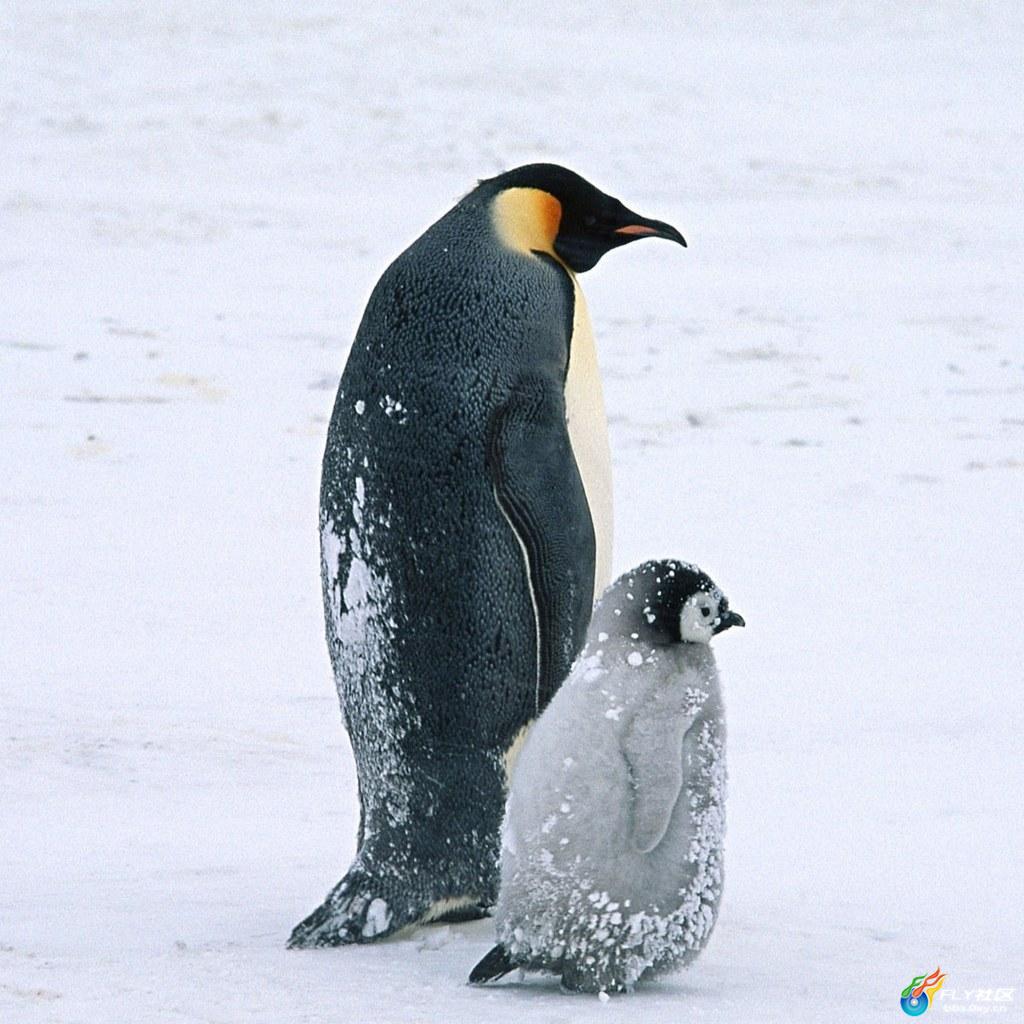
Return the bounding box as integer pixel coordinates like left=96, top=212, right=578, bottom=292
left=563, top=281, right=613, bottom=603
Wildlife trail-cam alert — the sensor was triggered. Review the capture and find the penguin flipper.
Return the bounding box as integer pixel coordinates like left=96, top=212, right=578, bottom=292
left=469, top=944, right=516, bottom=984
left=487, top=376, right=596, bottom=712
left=620, top=704, right=699, bottom=854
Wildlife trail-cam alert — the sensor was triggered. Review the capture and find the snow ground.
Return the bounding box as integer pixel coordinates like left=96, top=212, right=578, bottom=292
left=2, top=2, right=1022, bottom=1021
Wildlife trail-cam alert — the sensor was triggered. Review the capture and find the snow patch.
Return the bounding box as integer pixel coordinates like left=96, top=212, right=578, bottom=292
left=342, top=557, right=372, bottom=613
left=352, top=475, right=365, bottom=527
left=320, top=517, right=346, bottom=624
left=380, top=394, right=408, bottom=422
left=361, top=899, right=391, bottom=938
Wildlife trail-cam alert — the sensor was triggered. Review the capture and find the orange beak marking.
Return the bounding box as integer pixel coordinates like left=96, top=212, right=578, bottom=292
left=614, top=224, right=661, bottom=237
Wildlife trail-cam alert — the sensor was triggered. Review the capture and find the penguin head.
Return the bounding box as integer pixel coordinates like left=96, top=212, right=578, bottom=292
left=477, top=164, right=686, bottom=273
left=600, top=560, right=745, bottom=647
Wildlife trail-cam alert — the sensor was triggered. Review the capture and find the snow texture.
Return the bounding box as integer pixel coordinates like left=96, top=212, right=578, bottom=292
left=320, top=473, right=417, bottom=842
left=2, top=2, right=1023, bottom=1022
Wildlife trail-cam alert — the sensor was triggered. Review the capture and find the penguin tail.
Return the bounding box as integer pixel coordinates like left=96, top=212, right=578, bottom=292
left=469, top=944, right=516, bottom=985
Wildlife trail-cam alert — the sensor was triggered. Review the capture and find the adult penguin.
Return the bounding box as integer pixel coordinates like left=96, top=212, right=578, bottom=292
left=289, top=164, right=686, bottom=946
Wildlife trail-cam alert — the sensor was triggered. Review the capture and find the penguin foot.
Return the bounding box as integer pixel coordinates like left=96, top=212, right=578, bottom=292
left=288, top=869, right=410, bottom=947
left=469, top=944, right=516, bottom=984
left=559, top=961, right=630, bottom=995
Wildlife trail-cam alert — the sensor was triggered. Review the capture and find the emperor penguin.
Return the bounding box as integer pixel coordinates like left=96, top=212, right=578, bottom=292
left=289, top=166, right=686, bottom=947
left=470, top=560, right=744, bottom=994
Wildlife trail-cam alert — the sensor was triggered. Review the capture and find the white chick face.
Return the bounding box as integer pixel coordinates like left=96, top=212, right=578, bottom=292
left=678, top=590, right=745, bottom=644
left=678, top=590, right=723, bottom=644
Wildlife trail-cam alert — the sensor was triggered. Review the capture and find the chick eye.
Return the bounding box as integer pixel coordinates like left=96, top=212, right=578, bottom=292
left=700, top=606, right=711, bottom=618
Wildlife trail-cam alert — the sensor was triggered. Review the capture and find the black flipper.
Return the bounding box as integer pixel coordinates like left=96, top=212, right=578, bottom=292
left=469, top=944, right=517, bottom=984
left=486, top=376, right=596, bottom=714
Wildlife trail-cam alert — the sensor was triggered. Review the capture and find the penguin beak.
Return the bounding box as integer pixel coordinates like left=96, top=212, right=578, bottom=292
left=614, top=216, right=687, bottom=248
left=555, top=205, right=687, bottom=272
left=712, top=610, right=745, bottom=635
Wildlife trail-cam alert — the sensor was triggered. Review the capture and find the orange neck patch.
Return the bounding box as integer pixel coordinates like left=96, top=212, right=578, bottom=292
left=491, top=188, right=562, bottom=257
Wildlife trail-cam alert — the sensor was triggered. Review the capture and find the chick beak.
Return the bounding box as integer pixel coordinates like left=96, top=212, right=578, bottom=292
left=712, top=610, right=745, bottom=635
left=614, top=216, right=687, bottom=248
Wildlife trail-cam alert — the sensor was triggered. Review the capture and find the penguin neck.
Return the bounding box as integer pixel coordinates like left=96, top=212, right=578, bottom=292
left=490, top=188, right=564, bottom=261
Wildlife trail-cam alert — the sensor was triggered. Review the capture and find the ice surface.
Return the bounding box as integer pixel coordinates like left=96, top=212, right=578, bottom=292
left=2, top=2, right=1022, bottom=1022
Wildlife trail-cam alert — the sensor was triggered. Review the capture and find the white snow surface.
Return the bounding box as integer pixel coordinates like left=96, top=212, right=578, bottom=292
left=2, top=3, right=1022, bottom=1022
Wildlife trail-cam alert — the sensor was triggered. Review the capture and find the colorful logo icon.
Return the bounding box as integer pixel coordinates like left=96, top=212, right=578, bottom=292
left=901, top=967, right=947, bottom=1016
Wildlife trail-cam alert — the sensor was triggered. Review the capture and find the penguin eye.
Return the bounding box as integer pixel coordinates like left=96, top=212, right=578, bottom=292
left=700, top=606, right=711, bottom=618
left=583, top=214, right=597, bottom=228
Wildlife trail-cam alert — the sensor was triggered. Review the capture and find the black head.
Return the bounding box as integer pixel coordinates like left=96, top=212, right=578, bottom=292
left=476, top=163, right=686, bottom=273
left=595, top=559, right=745, bottom=647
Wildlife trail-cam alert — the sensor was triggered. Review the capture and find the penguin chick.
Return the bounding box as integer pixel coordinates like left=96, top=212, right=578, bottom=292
left=469, top=559, right=744, bottom=994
